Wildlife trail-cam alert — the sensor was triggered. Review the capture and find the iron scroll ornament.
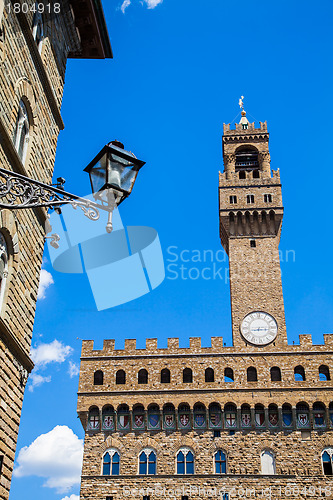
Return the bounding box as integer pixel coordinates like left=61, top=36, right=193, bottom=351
left=0, top=167, right=113, bottom=223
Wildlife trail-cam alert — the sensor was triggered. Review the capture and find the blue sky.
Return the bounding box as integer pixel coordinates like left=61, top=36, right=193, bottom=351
left=9, top=1, right=333, bottom=499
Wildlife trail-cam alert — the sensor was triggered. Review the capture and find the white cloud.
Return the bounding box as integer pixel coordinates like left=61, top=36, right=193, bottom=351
left=31, top=340, right=73, bottom=369
left=144, top=0, right=163, bottom=8
left=61, top=496, right=80, bottom=500
left=121, top=0, right=131, bottom=13
left=37, top=269, right=54, bottom=299
left=68, top=361, right=80, bottom=378
left=14, top=426, right=83, bottom=493
left=28, top=372, right=51, bottom=392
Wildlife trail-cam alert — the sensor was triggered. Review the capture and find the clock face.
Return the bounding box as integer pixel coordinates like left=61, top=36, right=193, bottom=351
left=240, top=312, right=278, bottom=346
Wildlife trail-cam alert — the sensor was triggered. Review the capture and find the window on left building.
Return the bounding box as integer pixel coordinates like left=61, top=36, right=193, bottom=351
left=0, top=233, right=8, bottom=310
left=14, top=100, right=30, bottom=164
left=322, top=449, right=333, bottom=475
left=139, top=449, right=156, bottom=475
left=176, top=448, right=194, bottom=475
left=102, top=449, right=120, bottom=476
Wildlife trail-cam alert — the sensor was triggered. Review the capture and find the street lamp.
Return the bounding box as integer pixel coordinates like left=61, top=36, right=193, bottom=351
left=0, top=140, right=145, bottom=237
left=84, top=140, right=145, bottom=232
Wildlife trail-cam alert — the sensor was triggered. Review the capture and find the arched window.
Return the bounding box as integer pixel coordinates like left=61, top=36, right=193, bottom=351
left=178, top=403, right=191, bottom=429
left=319, top=365, right=330, bottom=381
left=322, top=449, right=333, bottom=476
left=255, top=404, right=265, bottom=427
left=209, top=403, right=222, bottom=429
left=241, top=404, right=251, bottom=428
left=193, top=403, right=206, bottom=429
left=205, top=367, right=214, bottom=383
left=0, top=233, right=9, bottom=310
left=94, top=370, right=103, bottom=385
left=183, top=368, right=192, bottom=383
left=268, top=404, right=278, bottom=427
left=14, top=100, right=30, bottom=163
left=215, top=450, right=227, bottom=474
left=313, top=402, right=326, bottom=428
left=224, top=368, right=234, bottom=382
left=138, top=369, right=148, bottom=384
left=117, top=404, right=130, bottom=431
left=161, top=368, right=170, bottom=384
left=148, top=404, right=160, bottom=430
left=270, top=367, right=281, bottom=382
left=329, top=402, right=333, bottom=427
left=133, top=404, right=145, bottom=430
left=139, top=448, right=156, bottom=475
left=296, top=402, right=310, bottom=428
left=235, top=146, right=259, bottom=172
left=224, top=403, right=237, bottom=428
left=247, top=366, right=257, bottom=382
left=176, top=448, right=194, bottom=475
left=163, top=403, right=176, bottom=430
left=32, top=7, right=44, bottom=52
left=87, top=407, right=99, bottom=430
left=116, top=369, right=126, bottom=385
left=102, top=449, right=120, bottom=475
left=102, top=405, right=115, bottom=431
left=261, top=450, right=275, bottom=475
left=294, top=366, right=305, bottom=381
left=282, top=403, right=292, bottom=427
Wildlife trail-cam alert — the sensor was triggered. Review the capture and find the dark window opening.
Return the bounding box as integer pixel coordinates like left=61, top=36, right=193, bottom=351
left=247, top=367, right=257, bottom=382
left=235, top=148, right=258, bottom=171
left=106, top=497, right=113, bottom=500
left=94, top=370, right=103, bottom=385
left=138, top=369, right=148, bottom=384
left=253, top=170, right=260, bottom=178
left=161, top=368, right=170, bottom=383
left=183, top=368, right=193, bottom=383
left=230, top=195, right=237, bottom=204
left=322, top=451, right=333, bottom=476
left=214, top=430, right=221, bottom=438
left=319, top=365, right=330, bottom=381
left=229, top=430, right=235, bottom=436
left=242, top=123, right=248, bottom=130
left=143, top=497, right=151, bottom=500
left=182, top=497, right=189, bottom=500
left=294, top=365, right=306, bottom=381
left=247, top=194, right=254, bottom=204
left=250, top=239, right=256, bottom=248
left=239, top=171, right=246, bottom=179
left=0, top=455, right=3, bottom=476
left=224, top=368, right=234, bottom=382
left=270, top=367, right=281, bottom=382
left=264, top=194, right=272, bottom=203
left=116, top=370, right=126, bottom=385
left=205, top=367, right=214, bottom=382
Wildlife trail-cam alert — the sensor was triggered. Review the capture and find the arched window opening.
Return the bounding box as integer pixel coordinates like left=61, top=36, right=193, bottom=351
left=193, top=403, right=206, bottom=429
left=224, top=368, right=234, bottom=383
left=282, top=403, right=292, bottom=427
left=14, top=100, right=30, bottom=163
left=322, top=449, right=333, bottom=476
left=268, top=404, right=278, bottom=427
left=205, top=367, right=214, bottom=383
left=102, top=449, right=120, bottom=476
left=253, top=170, right=260, bottom=179
left=116, top=369, right=126, bottom=385
left=294, top=365, right=305, bottom=381
left=313, top=402, right=326, bottom=427
left=102, top=405, right=115, bottom=431
left=319, top=365, right=330, bottom=381
left=133, top=405, right=145, bottom=430
left=0, top=233, right=9, bottom=310
left=117, top=404, right=130, bottom=431
left=261, top=450, right=275, bottom=475
left=138, top=368, right=148, bottom=384
left=176, top=448, right=194, bottom=475
left=209, top=403, right=222, bottom=429
left=148, top=404, right=160, bottom=430
left=239, top=171, right=246, bottom=179
left=296, top=402, right=310, bottom=428
left=32, top=7, right=44, bottom=51
left=163, top=403, right=176, bottom=430
left=139, top=449, right=156, bottom=475
left=215, top=450, right=227, bottom=474
left=255, top=404, right=265, bottom=427
left=88, top=406, right=99, bottom=431
left=235, top=147, right=259, bottom=172
left=161, top=368, right=170, bottom=384
left=241, top=404, right=251, bottom=428
left=270, top=367, right=281, bottom=382
left=224, top=404, right=237, bottom=429
left=183, top=368, right=192, bottom=383
left=94, top=370, right=103, bottom=385
left=247, top=366, right=257, bottom=382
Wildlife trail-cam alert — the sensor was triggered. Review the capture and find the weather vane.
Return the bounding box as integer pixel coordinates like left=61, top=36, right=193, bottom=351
left=238, top=95, right=245, bottom=111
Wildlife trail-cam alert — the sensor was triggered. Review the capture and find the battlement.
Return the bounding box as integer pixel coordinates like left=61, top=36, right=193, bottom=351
left=81, top=333, right=333, bottom=358
left=219, top=168, right=281, bottom=186
left=223, top=121, right=268, bottom=136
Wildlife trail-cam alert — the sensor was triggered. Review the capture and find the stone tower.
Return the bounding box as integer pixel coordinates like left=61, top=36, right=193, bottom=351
left=0, top=2, right=111, bottom=499
left=77, top=112, right=333, bottom=500
left=219, top=110, right=286, bottom=348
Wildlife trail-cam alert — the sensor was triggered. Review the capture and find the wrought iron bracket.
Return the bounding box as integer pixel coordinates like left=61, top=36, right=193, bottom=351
left=0, top=167, right=115, bottom=233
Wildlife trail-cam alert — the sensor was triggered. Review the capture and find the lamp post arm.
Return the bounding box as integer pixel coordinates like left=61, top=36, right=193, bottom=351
left=0, top=167, right=113, bottom=222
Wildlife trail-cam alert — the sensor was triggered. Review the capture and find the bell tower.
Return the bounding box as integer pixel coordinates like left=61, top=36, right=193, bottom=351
left=219, top=102, right=287, bottom=348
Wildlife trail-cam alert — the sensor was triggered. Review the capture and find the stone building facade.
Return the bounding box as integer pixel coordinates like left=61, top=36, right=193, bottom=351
left=77, top=113, right=333, bottom=500
left=0, top=2, right=111, bottom=499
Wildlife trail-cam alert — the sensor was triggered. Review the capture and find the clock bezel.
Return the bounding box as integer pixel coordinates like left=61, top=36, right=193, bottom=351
left=240, top=311, right=278, bottom=346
